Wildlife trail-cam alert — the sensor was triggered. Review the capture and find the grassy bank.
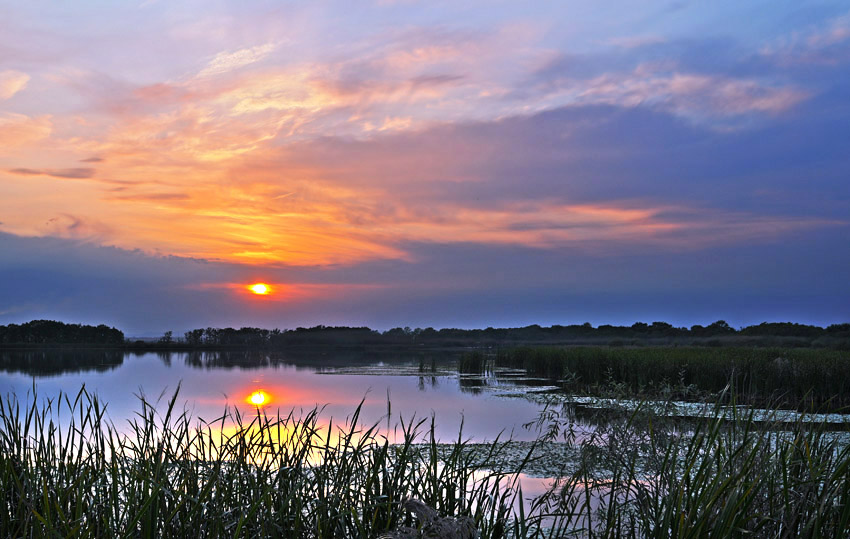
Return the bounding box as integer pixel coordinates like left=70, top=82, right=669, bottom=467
left=493, top=346, right=850, bottom=410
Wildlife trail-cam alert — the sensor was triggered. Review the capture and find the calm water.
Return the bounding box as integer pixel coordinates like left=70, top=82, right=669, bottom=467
left=0, top=348, right=549, bottom=443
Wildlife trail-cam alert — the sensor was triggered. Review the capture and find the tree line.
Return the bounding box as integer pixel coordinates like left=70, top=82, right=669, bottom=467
left=172, top=320, right=850, bottom=348
left=1, top=319, right=848, bottom=348
left=0, top=320, right=124, bottom=345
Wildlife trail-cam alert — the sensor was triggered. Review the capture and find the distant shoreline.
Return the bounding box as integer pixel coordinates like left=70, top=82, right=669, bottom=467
left=2, top=319, right=849, bottom=350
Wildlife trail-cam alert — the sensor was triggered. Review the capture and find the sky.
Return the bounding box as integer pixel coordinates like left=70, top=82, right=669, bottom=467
left=0, top=0, right=848, bottom=336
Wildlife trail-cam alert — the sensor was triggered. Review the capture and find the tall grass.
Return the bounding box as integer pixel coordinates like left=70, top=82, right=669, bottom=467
left=458, top=351, right=488, bottom=374
left=0, top=387, right=534, bottom=538
left=495, top=346, right=850, bottom=410
left=3, top=386, right=850, bottom=537
left=533, top=398, right=850, bottom=537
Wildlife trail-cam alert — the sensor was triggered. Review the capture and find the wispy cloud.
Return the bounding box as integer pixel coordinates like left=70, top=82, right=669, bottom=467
left=0, top=70, right=29, bottom=99
left=197, top=43, right=278, bottom=77
left=606, top=35, right=667, bottom=49
left=761, top=11, right=850, bottom=65
left=43, top=214, right=112, bottom=240
left=108, top=192, right=191, bottom=202
left=531, top=64, right=809, bottom=126
left=7, top=167, right=96, bottom=179
left=807, top=13, right=850, bottom=49
left=0, top=113, right=51, bottom=146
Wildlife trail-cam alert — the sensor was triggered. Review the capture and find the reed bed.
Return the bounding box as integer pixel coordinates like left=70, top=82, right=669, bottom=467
left=2, top=386, right=850, bottom=537
left=533, top=399, right=850, bottom=537
left=0, top=387, right=532, bottom=538
left=458, top=351, right=488, bottom=374
left=494, top=347, right=850, bottom=410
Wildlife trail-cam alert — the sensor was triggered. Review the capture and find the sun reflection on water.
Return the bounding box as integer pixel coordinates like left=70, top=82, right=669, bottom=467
left=247, top=390, right=269, bottom=406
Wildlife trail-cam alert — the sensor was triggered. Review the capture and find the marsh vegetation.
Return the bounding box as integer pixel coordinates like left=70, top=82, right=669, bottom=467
left=0, top=388, right=530, bottom=538
left=492, top=346, right=850, bottom=411
left=1, top=343, right=849, bottom=536
left=1, top=385, right=850, bottom=537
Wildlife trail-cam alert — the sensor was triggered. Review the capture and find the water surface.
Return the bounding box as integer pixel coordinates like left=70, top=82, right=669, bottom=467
left=0, top=349, right=548, bottom=443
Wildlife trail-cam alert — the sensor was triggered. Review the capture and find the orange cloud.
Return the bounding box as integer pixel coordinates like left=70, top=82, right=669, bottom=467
left=0, top=17, right=833, bottom=272
left=0, top=113, right=52, bottom=146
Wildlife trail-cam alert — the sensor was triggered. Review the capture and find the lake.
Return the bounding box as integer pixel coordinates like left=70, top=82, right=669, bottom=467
left=0, top=348, right=555, bottom=444
left=0, top=347, right=567, bottom=515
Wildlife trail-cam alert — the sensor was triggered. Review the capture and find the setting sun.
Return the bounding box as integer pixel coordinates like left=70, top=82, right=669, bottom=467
left=247, top=390, right=269, bottom=406
left=249, top=283, right=271, bottom=295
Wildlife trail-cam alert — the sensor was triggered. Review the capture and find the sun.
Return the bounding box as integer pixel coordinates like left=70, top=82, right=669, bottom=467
left=248, top=283, right=271, bottom=295
left=247, top=390, right=269, bottom=406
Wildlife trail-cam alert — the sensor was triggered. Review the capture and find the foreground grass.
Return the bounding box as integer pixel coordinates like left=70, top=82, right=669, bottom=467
left=0, top=387, right=534, bottom=538
left=2, top=386, right=850, bottom=537
left=493, top=346, right=850, bottom=410
left=532, top=399, right=850, bottom=537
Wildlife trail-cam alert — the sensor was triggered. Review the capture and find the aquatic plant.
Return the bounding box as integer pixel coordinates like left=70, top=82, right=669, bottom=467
left=495, top=346, right=850, bottom=410
left=458, top=351, right=488, bottom=374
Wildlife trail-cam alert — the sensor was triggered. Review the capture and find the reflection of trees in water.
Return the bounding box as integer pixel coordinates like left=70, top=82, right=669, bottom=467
left=176, top=347, right=465, bottom=372
left=2, top=346, right=470, bottom=377
left=457, top=356, right=556, bottom=395
left=418, top=356, right=438, bottom=373
left=458, top=376, right=488, bottom=394
left=157, top=351, right=172, bottom=366
left=182, top=350, right=273, bottom=369
left=0, top=349, right=123, bottom=377
left=417, top=375, right=440, bottom=392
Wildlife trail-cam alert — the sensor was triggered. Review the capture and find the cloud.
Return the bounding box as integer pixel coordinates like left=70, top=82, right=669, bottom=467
left=93, top=102, right=835, bottom=267
left=0, top=113, right=51, bottom=146
left=606, top=35, right=667, bottom=49
left=7, top=167, right=96, bottom=179
left=0, top=70, right=29, bottom=99
left=47, top=18, right=821, bottom=196
left=761, top=11, right=850, bottom=66
left=50, top=23, right=549, bottom=164
left=42, top=214, right=112, bottom=240
left=531, top=64, right=809, bottom=126
left=3, top=88, right=842, bottom=271
left=805, top=13, right=850, bottom=50
left=108, top=192, right=191, bottom=202
left=197, top=42, right=277, bottom=77
left=0, top=6, right=846, bottom=272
